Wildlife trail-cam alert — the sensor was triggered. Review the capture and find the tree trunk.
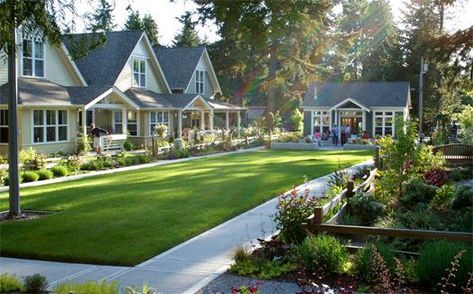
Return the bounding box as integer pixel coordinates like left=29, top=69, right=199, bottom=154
left=8, top=12, right=21, bottom=218
left=266, top=43, right=278, bottom=131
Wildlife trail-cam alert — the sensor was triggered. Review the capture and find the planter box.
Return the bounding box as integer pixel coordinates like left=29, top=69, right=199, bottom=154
left=343, top=144, right=378, bottom=150
left=271, top=142, right=319, bottom=150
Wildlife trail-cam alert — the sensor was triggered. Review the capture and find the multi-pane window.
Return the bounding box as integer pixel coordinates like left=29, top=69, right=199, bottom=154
left=113, top=111, right=123, bottom=133
left=149, top=111, right=169, bottom=135
left=133, top=58, right=146, bottom=87
left=33, top=110, right=67, bottom=143
left=312, top=111, right=330, bottom=134
left=195, top=70, right=204, bottom=94
left=374, top=111, right=394, bottom=136
left=22, top=38, right=44, bottom=77
left=127, top=111, right=138, bottom=136
left=0, top=110, right=8, bottom=143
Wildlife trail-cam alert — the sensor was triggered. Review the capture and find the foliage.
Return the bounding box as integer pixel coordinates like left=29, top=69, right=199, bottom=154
left=167, top=147, right=190, bottom=159
left=21, top=171, right=40, bottom=182
left=230, top=257, right=297, bottom=280
left=153, top=124, right=168, bottom=139
left=125, top=283, right=159, bottom=294
left=451, top=185, right=473, bottom=210
left=274, top=187, right=318, bottom=244
left=76, top=135, right=92, bottom=155
left=51, top=165, right=68, bottom=177
left=135, top=154, right=152, bottom=164
left=400, top=178, right=437, bottom=208
left=66, top=155, right=83, bottom=172
left=124, top=138, right=135, bottom=151
left=86, top=0, right=116, bottom=32
left=0, top=168, right=7, bottom=187
left=430, top=184, right=455, bottom=209
left=416, top=144, right=445, bottom=173
left=349, top=192, right=385, bottom=225
left=423, top=168, right=447, bottom=187
left=416, top=240, right=473, bottom=291
left=278, top=132, right=302, bottom=143
left=298, top=234, right=348, bottom=276
left=36, top=169, right=54, bottom=180
left=354, top=242, right=396, bottom=284
left=81, top=156, right=119, bottom=170
left=23, top=273, right=48, bottom=293
left=290, top=108, right=303, bottom=132
left=124, top=7, right=159, bottom=46
left=55, top=280, right=119, bottom=294
left=0, top=273, right=23, bottom=293
left=230, top=282, right=261, bottom=294
left=173, top=11, right=202, bottom=47
left=456, top=105, right=473, bottom=144
left=394, top=206, right=443, bottom=230
left=18, top=147, right=37, bottom=165
left=351, top=164, right=373, bottom=182
left=328, top=164, right=349, bottom=189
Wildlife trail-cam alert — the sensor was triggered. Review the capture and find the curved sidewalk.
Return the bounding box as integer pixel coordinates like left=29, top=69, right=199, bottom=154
left=0, top=159, right=371, bottom=293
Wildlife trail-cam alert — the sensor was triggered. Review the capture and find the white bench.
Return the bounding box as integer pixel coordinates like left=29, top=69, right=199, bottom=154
left=101, top=134, right=127, bottom=152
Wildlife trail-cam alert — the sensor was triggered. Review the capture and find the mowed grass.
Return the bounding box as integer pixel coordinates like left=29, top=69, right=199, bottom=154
left=0, top=149, right=372, bottom=266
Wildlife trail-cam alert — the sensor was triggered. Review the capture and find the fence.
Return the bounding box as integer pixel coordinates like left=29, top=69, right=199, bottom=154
left=432, top=143, right=473, bottom=166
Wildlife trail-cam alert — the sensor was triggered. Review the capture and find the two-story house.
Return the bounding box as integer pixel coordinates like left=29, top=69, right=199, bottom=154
left=0, top=30, right=244, bottom=155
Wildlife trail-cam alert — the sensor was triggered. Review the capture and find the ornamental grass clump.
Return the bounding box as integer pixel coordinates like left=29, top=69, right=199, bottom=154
left=0, top=273, right=24, bottom=293
left=36, top=169, right=54, bottom=180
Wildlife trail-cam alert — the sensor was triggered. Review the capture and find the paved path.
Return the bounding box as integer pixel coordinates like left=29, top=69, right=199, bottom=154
left=0, top=158, right=372, bottom=293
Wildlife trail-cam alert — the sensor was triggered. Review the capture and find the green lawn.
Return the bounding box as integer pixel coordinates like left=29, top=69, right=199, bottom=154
left=0, top=149, right=372, bottom=266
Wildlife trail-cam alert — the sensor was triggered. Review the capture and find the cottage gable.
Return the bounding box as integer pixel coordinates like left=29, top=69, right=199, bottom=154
left=184, top=50, right=221, bottom=98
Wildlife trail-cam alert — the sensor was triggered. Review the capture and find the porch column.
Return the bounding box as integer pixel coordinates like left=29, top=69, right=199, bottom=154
left=122, top=108, right=127, bottom=134
left=310, top=110, right=314, bottom=136
left=225, top=110, right=229, bottom=130
left=362, top=110, right=366, bottom=132
left=210, top=110, right=214, bottom=131
left=177, top=110, right=182, bottom=138
left=82, top=108, right=87, bottom=137
left=237, top=111, right=241, bottom=136
left=200, top=110, right=205, bottom=130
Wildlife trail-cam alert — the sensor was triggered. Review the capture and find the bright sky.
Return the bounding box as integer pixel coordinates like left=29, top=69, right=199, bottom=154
left=75, top=0, right=473, bottom=46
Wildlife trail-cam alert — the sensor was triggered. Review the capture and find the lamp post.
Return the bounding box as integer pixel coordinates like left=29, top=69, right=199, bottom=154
left=418, top=56, right=428, bottom=138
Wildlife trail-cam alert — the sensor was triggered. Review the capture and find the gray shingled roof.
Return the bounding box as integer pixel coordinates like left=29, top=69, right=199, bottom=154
left=302, top=82, right=410, bottom=108
left=67, top=86, right=112, bottom=105
left=62, top=31, right=144, bottom=86
left=0, top=78, right=74, bottom=106
left=125, top=88, right=205, bottom=109
left=208, top=100, right=246, bottom=110
left=154, top=47, right=205, bottom=90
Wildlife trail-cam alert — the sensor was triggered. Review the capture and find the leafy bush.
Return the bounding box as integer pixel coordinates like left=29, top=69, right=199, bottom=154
left=430, top=184, right=455, bottom=209
left=51, top=165, right=68, bottom=177
left=416, top=240, right=473, bottom=290
left=36, top=169, right=54, bottom=180
left=21, top=171, right=40, bottom=182
left=19, top=147, right=37, bottom=164
left=136, top=154, right=152, bottom=164
left=55, top=280, right=118, bottom=294
left=394, top=206, right=443, bottom=230
left=230, top=258, right=297, bottom=280
left=298, top=234, right=348, bottom=276
left=349, top=192, right=385, bottom=225
left=0, top=273, right=24, bottom=293
left=400, top=178, right=437, bottom=207
left=351, top=164, right=373, bottom=181
left=423, top=168, right=448, bottom=187
left=66, top=155, right=82, bottom=172
left=123, top=138, right=135, bottom=151
left=274, top=189, right=318, bottom=243
left=21, top=151, right=46, bottom=171
left=23, top=273, right=48, bottom=293
left=451, top=185, right=473, bottom=210
left=0, top=168, right=7, bottom=187
left=449, top=169, right=467, bottom=181
left=75, top=135, right=91, bottom=155
left=168, top=148, right=190, bottom=159
left=279, top=132, right=302, bottom=143
left=354, top=242, right=396, bottom=284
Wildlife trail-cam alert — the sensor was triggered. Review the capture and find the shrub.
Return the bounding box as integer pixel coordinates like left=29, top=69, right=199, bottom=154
left=423, top=168, right=448, bottom=187
left=123, top=138, right=135, bottom=151
left=233, top=245, right=251, bottom=263
left=136, top=154, right=152, bottom=164
left=23, top=273, right=48, bottom=293
left=450, top=169, right=466, bottom=181
left=36, top=169, right=54, bottom=180
left=395, top=206, right=443, bottom=230
left=416, top=240, right=472, bottom=290
left=19, top=147, right=37, bottom=164
left=0, top=273, right=24, bottom=293
left=400, top=178, right=437, bottom=207
left=274, top=189, right=319, bottom=243
left=51, top=165, right=68, bottom=177
left=55, top=280, right=118, bottom=294
left=75, top=135, right=91, bottom=155
left=0, top=168, right=7, bottom=187
left=168, top=148, right=190, bottom=159
left=451, top=185, right=473, bottom=210
left=298, top=234, right=348, bottom=276
left=66, top=155, right=82, bottom=172
left=230, top=257, right=297, bottom=280
left=349, top=192, right=384, bottom=225
left=354, top=242, right=396, bottom=284
left=430, top=184, right=455, bottom=209
left=21, top=171, right=40, bottom=182
left=117, top=157, right=128, bottom=167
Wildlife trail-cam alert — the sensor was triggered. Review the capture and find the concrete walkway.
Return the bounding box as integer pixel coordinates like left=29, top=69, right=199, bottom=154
left=0, top=160, right=372, bottom=294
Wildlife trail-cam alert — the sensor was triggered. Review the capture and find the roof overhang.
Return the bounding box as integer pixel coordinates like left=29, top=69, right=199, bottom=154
left=84, top=87, right=140, bottom=110
left=328, top=98, right=370, bottom=112
left=182, top=95, right=213, bottom=111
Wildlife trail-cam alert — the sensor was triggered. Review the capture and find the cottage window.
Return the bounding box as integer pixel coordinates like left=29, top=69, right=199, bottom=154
left=195, top=70, right=204, bottom=94
left=113, top=111, right=123, bottom=133
left=374, top=111, right=394, bottom=136
left=127, top=111, right=138, bottom=136
left=22, top=37, right=44, bottom=77
left=0, top=110, right=8, bottom=143
left=133, top=58, right=146, bottom=87
left=150, top=111, right=169, bottom=136
left=33, top=110, right=68, bottom=143
left=312, top=111, right=330, bottom=134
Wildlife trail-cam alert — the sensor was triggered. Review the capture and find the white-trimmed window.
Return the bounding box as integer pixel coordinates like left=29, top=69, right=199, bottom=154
left=195, top=70, right=204, bottom=94
left=132, top=58, right=146, bottom=87
left=33, top=110, right=68, bottom=143
left=127, top=111, right=138, bottom=136
left=149, top=111, right=169, bottom=135
left=0, top=110, right=8, bottom=143
left=312, top=111, right=330, bottom=134
left=374, top=111, right=394, bottom=136
left=113, top=111, right=123, bottom=133
left=22, top=37, right=44, bottom=77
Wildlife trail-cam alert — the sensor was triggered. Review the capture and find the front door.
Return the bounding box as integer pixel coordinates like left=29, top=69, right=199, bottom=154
left=341, top=117, right=362, bottom=135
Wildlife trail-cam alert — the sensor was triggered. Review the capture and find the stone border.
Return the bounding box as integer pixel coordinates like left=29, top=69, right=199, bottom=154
left=271, top=142, right=319, bottom=150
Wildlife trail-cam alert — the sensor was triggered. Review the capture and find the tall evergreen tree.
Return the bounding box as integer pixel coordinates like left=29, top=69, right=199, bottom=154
left=86, top=0, right=115, bottom=32
left=173, top=11, right=202, bottom=47
left=124, top=7, right=159, bottom=46
left=124, top=7, right=144, bottom=31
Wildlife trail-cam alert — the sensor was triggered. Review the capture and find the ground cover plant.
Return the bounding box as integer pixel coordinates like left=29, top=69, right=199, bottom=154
left=0, top=149, right=372, bottom=265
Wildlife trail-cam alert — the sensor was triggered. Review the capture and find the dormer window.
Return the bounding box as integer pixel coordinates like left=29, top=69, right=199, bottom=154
left=195, top=70, right=204, bottom=94
left=133, top=58, right=146, bottom=87
left=22, top=37, right=44, bottom=77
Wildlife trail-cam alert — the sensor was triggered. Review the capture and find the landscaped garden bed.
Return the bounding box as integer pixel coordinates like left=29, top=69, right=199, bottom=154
left=224, top=118, right=473, bottom=294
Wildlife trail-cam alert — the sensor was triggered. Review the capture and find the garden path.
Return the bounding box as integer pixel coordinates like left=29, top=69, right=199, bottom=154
left=0, top=159, right=371, bottom=294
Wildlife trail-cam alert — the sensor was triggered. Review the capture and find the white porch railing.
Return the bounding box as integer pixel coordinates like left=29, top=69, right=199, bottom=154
left=100, top=134, right=127, bottom=152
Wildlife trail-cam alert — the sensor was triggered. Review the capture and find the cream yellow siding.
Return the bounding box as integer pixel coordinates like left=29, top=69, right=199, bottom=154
left=44, top=43, right=82, bottom=86
left=115, top=58, right=132, bottom=91
left=0, top=56, right=7, bottom=86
